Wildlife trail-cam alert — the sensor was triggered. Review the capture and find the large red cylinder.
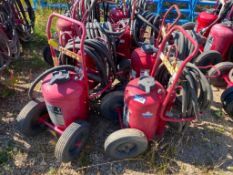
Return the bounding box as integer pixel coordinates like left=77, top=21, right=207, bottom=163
left=116, top=26, right=131, bottom=59
left=204, top=22, right=233, bottom=61
left=196, top=11, right=218, bottom=36
left=41, top=72, right=88, bottom=130
left=109, top=8, right=128, bottom=23
left=56, top=18, right=76, bottom=45
left=124, top=76, right=166, bottom=140
left=131, top=47, right=156, bottom=78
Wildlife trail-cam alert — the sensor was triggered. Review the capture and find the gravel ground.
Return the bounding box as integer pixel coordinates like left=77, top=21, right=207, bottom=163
left=0, top=51, right=233, bottom=175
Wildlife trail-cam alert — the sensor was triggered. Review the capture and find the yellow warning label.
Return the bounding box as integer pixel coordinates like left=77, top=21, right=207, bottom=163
left=48, top=39, right=82, bottom=62
left=161, top=26, right=166, bottom=38
left=160, top=53, right=179, bottom=75
left=48, top=39, right=59, bottom=49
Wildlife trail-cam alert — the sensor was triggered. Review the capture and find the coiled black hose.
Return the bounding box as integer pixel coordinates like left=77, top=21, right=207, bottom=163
left=173, top=29, right=201, bottom=61
left=59, top=38, right=116, bottom=87
left=155, top=62, right=212, bottom=118
left=132, top=10, right=161, bottom=46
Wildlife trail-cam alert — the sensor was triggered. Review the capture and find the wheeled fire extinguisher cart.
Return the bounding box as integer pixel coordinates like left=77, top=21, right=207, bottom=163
left=104, top=25, right=213, bottom=159
left=17, top=13, right=90, bottom=162
left=208, top=61, right=233, bottom=118
left=179, top=0, right=233, bottom=69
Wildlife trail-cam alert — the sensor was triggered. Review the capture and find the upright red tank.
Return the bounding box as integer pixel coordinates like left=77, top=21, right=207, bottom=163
left=204, top=20, right=233, bottom=61
left=196, top=11, right=218, bottom=36
left=41, top=70, right=88, bottom=130
left=124, top=76, right=166, bottom=140
left=131, top=44, right=157, bottom=77
left=116, top=25, right=131, bottom=59
left=109, top=7, right=128, bottom=23
left=56, top=18, right=76, bottom=45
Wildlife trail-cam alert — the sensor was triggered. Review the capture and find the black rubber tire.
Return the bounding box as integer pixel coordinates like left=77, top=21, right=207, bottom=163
left=222, top=100, right=233, bottom=118
left=16, top=99, right=48, bottom=136
left=104, top=128, right=148, bottom=159
left=194, top=50, right=222, bottom=74
left=100, top=91, right=124, bottom=121
left=221, top=86, right=233, bottom=102
left=55, top=121, right=90, bottom=162
left=221, top=87, right=233, bottom=118
left=43, top=46, right=54, bottom=66
left=208, top=62, right=233, bottom=88
left=118, top=59, right=131, bottom=72
left=118, top=59, right=131, bottom=82
left=182, top=22, right=195, bottom=30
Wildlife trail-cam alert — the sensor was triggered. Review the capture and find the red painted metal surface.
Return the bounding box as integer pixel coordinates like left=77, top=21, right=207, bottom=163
left=46, top=13, right=89, bottom=131
left=196, top=11, right=218, bottom=37
left=124, top=78, right=166, bottom=140
left=46, top=13, right=88, bottom=91
left=109, top=7, right=128, bottom=23
left=131, top=47, right=156, bottom=77
left=116, top=26, right=132, bottom=59
left=41, top=72, right=88, bottom=130
left=156, top=4, right=181, bottom=47
left=38, top=115, right=64, bottom=135
left=56, top=18, right=76, bottom=45
left=206, top=23, right=233, bottom=61
left=223, top=74, right=233, bottom=87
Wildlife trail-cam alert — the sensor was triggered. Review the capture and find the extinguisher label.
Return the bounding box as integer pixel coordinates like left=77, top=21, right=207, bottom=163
left=46, top=103, right=65, bottom=126
left=133, top=95, right=146, bottom=104
left=142, top=112, right=153, bottom=118
left=204, top=36, right=213, bottom=51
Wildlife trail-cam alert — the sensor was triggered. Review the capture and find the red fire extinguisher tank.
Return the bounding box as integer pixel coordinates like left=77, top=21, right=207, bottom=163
left=204, top=21, right=233, bottom=61
left=56, top=18, right=76, bottom=45
left=109, top=8, right=128, bottom=23
left=41, top=71, right=88, bottom=130
left=196, top=11, right=218, bottom=36
left=131, top=45, right=157, bottom=77
left=116, top=26, right=131, bottom=59
left=124, top=76, right=165, bottom=140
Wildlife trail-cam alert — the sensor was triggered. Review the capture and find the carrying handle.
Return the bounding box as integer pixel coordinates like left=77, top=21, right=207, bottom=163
left=151, top=25, right=199, bottom=122
left=46, top=12, right=88, bottom=93
left=156, top=4, right=181, bottom=46
left=161, top=4, right=182, bottom=31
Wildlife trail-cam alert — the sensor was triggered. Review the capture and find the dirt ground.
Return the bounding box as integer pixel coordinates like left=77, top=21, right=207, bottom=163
left=0, top=43, right=233, bottom=175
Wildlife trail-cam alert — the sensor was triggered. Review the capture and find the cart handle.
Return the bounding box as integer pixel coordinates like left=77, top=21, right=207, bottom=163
left=151, top=25, right=199, bottom=122
left=46, top=12, right=88, bottom=93
left=156, top=4, right=181, bottom=46
left=161, top=4, right=182, bottom=31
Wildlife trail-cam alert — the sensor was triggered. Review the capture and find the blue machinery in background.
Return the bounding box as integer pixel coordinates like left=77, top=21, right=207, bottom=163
left=155, top=0, right=217, bottom=23
left=33, top=0, right=217, bottom=23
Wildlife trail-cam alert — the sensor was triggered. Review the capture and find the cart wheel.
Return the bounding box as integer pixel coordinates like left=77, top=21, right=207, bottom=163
left=55, top=121, right=90, bottom=162
left=194, top=50, right=222, bottom=74
left=221, top=87, right=233, bottom=118
left=100, top=91, right=124, bottom=121
left=118, top=59, right=131, bottom=72
left=104, top=128, right=148, bottom=159
left=118, top=59, right=131, bottom=82
left=16, top=99, right=48, bottom=136
left=182, top=22, right=195, bottom=30
left=208, top=62, right=233, bottom=88
left=43, top=46, right=54, bottom=66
